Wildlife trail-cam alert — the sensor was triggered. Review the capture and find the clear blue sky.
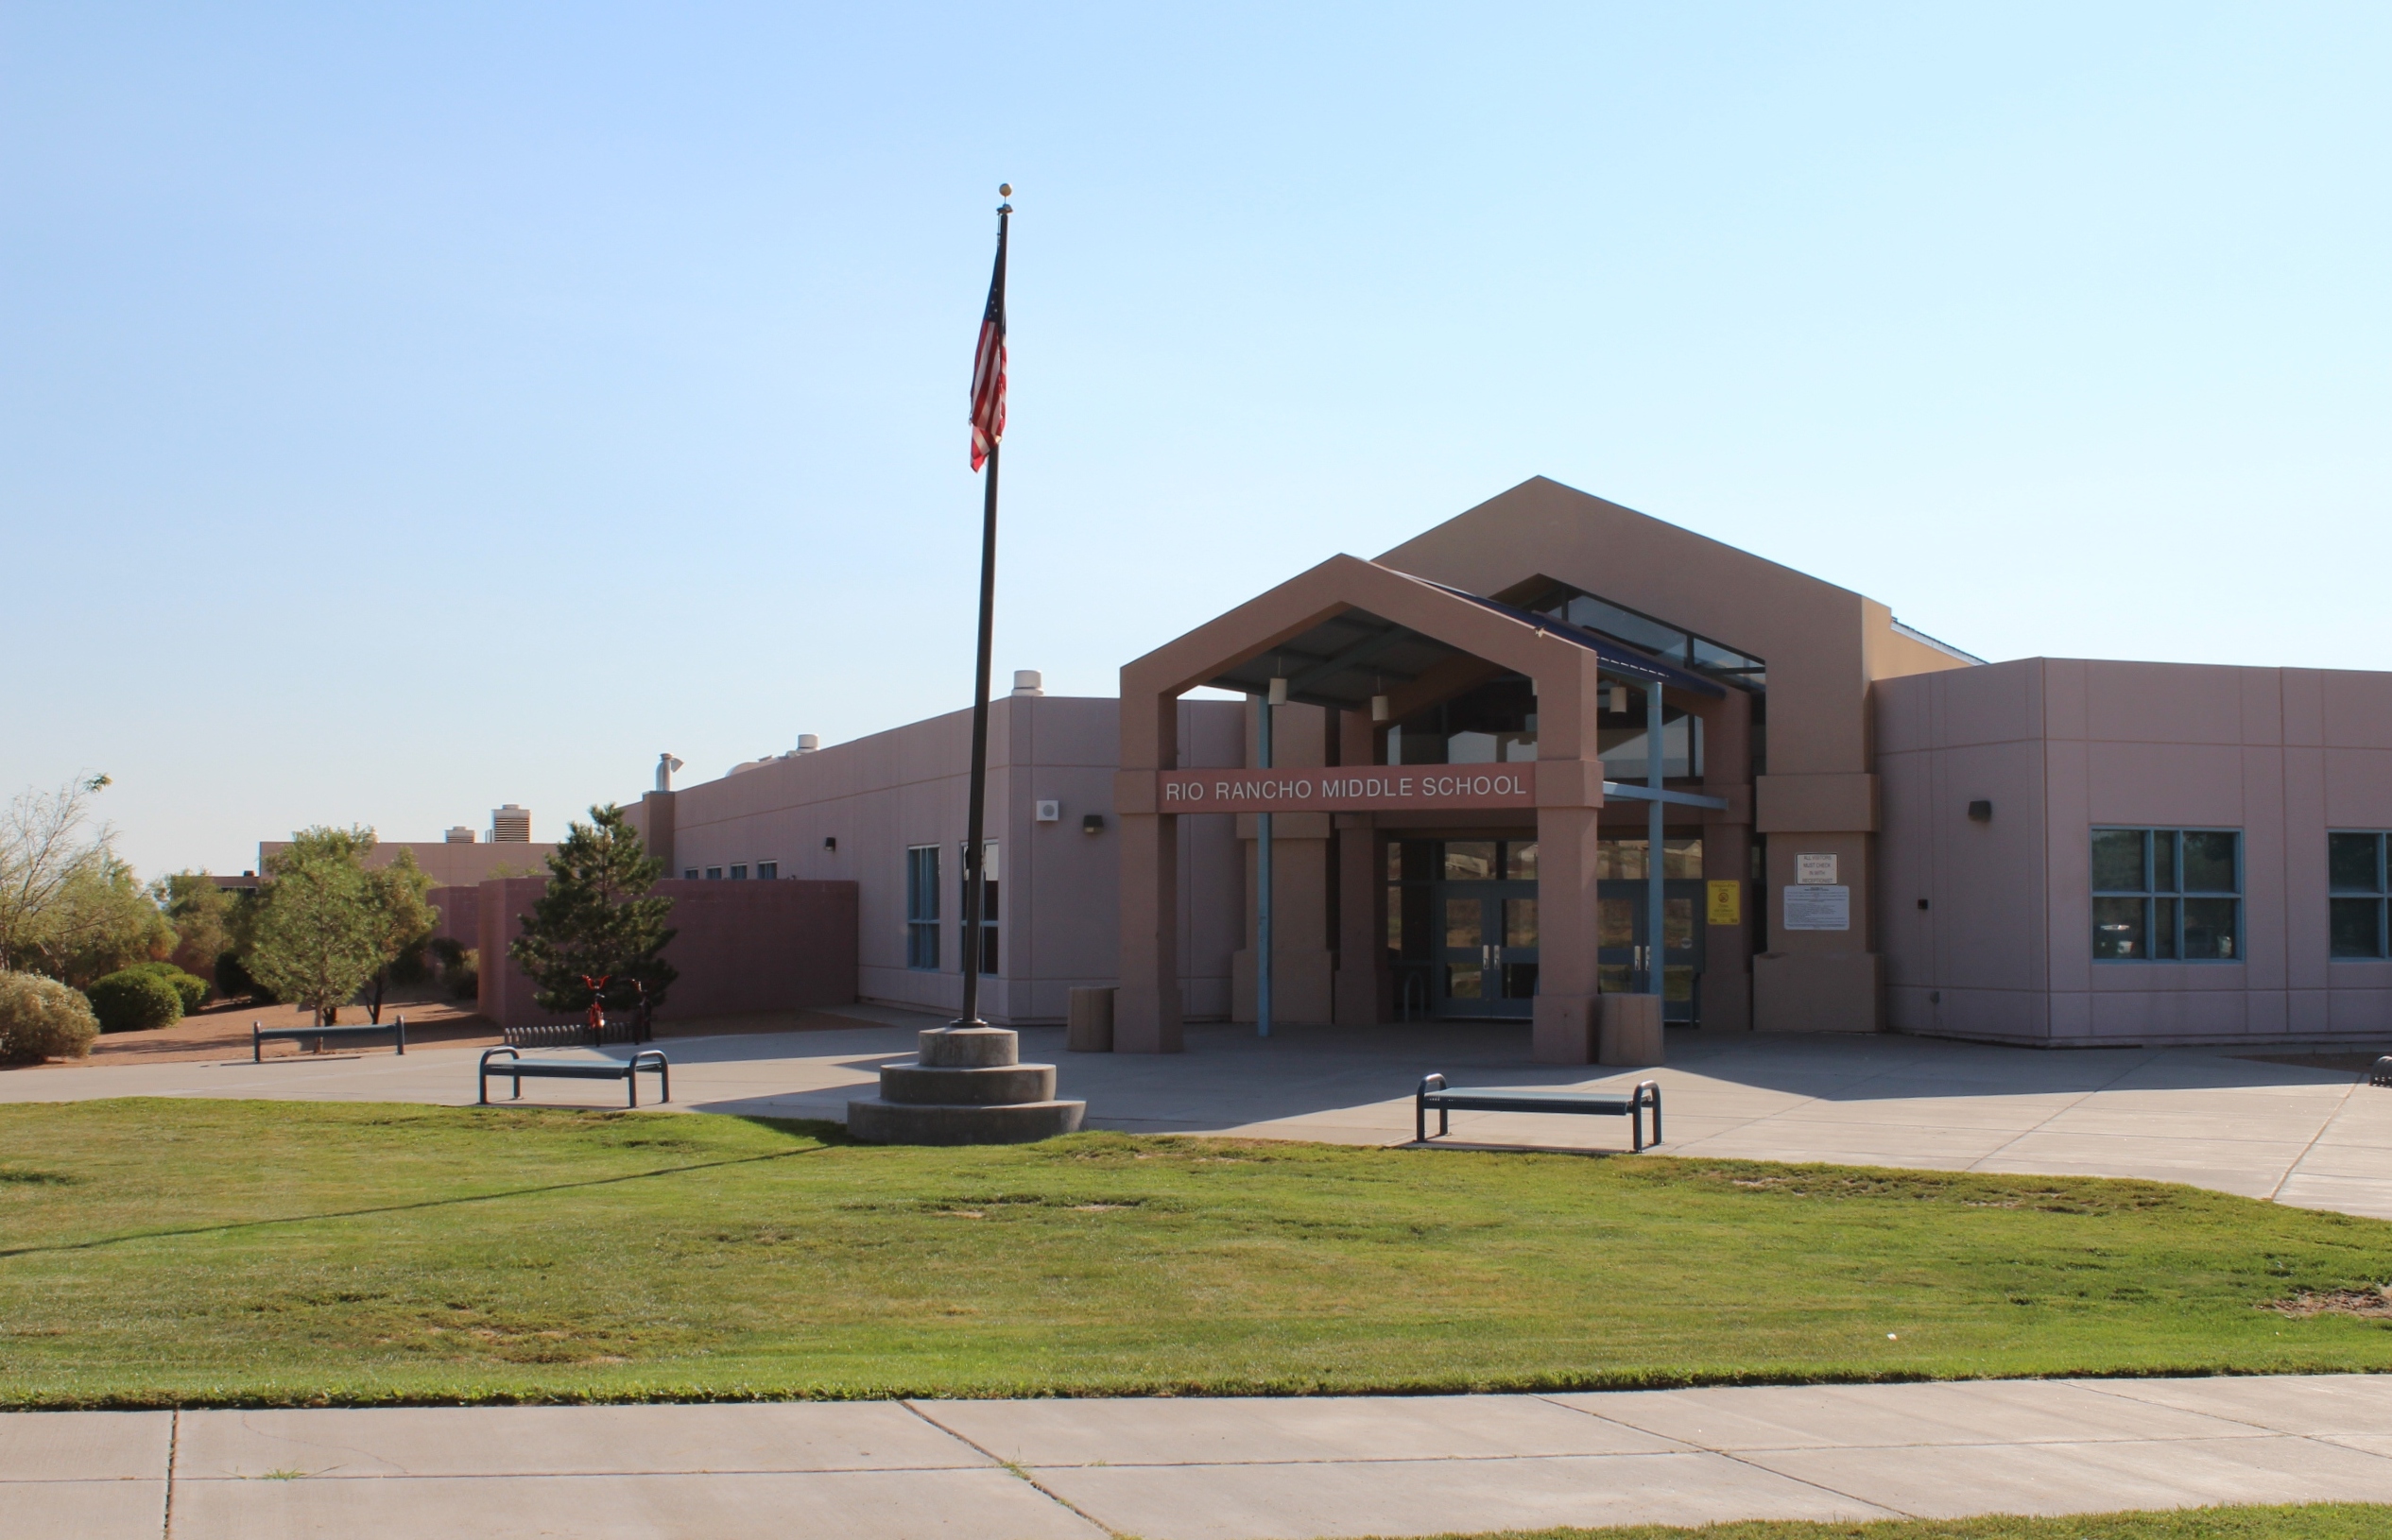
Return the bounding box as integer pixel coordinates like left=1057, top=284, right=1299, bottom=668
left=6, top=4, right=2387, bottom=880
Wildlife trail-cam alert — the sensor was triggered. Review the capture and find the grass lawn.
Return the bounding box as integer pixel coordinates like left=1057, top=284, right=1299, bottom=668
left=1417, top=1508, right=2392, bottom=1539
left=2, top=1099, right=2390, bottom=1407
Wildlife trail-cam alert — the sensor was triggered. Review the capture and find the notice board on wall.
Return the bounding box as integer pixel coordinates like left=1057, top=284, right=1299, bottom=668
left=1783, top=884, right=1850, bottom=931
left=1707, top=880, right=1741, bottom=926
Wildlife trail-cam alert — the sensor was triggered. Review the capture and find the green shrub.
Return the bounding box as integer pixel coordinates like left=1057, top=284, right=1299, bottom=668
left=215, top=950, right=272, bottom=1003
left=124, top=961, right=209, bottom=1016
left=448, top=949, right=480, bottom=1001
left=0, top=973, right=101, bottom=1063
left=430, top=938, right=479, bottom=1001
left=84, top=969, right=184, bottom=1034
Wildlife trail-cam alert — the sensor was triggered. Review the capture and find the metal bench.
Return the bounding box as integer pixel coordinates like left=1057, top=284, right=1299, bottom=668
left=477, top=1047, right=670, bottom=1108
left=1415, top=1072, right=1662, bottom=1151
left=253, top=1017, right=406, bottom=1062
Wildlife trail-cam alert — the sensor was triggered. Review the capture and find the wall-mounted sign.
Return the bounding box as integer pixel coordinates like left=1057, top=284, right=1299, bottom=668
left=1783, top=884, right=1850, bottom=931
left=1707, top=880, right=1741, bottom=926
left=1155, top=767, right=1537, bottom=814
left=1795, top=853, right=1838, bottom=885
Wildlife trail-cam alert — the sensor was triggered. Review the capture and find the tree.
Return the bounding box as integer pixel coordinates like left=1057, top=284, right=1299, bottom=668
left=508, top=804, right=677, bottom=1016
left=244, top=828, right=383, bottom=1026
left=0, top=774, right=129, bottom=977
left=359, top=849, right=438, bottom=1024
left=35, top=856, right=176, bottom=987
left=156, top=872, right=239, bottom=987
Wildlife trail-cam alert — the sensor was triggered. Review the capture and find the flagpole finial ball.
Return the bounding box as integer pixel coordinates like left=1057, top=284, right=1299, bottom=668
left=998, top=183, right=1011, bottom=197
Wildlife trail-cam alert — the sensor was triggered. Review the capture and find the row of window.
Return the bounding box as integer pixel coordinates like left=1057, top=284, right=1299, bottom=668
left=905, top=843, right=1000, bottom=975
left=681, top=863, right=778, bottom=881
left=2091, top=828, right=2392, bottom=962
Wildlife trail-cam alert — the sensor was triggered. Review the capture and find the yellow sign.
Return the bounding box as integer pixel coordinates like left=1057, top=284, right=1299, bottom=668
left=1706, top=880, right=1742, bottom=926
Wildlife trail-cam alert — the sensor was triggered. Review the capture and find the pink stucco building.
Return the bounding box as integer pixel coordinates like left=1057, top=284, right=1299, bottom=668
left=618, top=478, right=2392, bottom=1052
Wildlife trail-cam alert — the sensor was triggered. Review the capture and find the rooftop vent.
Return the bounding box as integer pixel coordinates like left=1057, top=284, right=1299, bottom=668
left=1012, top=670, right=1044, bottom=697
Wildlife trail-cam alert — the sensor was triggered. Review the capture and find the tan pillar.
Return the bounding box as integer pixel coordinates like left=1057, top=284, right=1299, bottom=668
left=1532, top=652, right=1604, bottom=1064
left=1332, top=709, right=1385, bottom=1024
left=1695, top=687, right=1753, bottom=1031
left=1113, top=690, right=1183, bottom=1052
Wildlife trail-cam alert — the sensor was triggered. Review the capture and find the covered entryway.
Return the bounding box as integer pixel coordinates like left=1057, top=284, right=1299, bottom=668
left=1114, top=554, right=1759, bottom=1064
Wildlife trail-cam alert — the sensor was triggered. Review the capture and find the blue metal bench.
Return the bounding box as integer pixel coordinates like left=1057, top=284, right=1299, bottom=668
left=253, top=1017, right=406, bottom=1061
left=478, top=1047, right=670, bottom=1108
left=1415, top=1072, right=1662, bottom=1151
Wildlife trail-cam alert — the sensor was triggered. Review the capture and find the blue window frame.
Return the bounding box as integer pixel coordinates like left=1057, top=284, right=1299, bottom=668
left=2091, top=828, right=2241, bottom=961
left=905, top=846, right=939, bottom=969
left=958, top=841, right=998, bottom=976
left=2330, top=831, right=2389, bottom=960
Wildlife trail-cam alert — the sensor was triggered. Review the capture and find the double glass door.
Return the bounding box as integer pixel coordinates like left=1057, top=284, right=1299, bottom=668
left=1385, top=836, right=1702, bottom=1023
left=1436, top=881, right=1539, bottom=1018
left=1596, top=880, right=1705, bottom=1022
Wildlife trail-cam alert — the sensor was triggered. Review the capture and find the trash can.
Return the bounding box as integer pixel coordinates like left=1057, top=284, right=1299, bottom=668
left=1066, top=986, right=1116, bottom=1052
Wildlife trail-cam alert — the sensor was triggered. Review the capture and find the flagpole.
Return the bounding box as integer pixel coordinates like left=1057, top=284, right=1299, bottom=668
left=955, top=189, right=1010, bottom=1032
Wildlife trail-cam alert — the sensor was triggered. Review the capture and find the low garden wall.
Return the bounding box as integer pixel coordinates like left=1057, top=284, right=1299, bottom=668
left=473, top=877, right=858, bottom=1030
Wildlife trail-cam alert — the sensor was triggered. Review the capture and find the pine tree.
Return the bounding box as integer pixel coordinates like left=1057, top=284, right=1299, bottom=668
left=508, top=804, right=678, bottom=1015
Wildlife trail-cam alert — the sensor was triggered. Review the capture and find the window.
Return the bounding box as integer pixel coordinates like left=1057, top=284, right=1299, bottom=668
left=2330, top=832, right=2390, bottom=960
left=958, top=841, right=998, bottom=975
left=2091, top=829, right=2241, bottom=961
left=905, top=846, right=939, bottom=969
left=683, top=868, right=697, bottom=880
left=704, top=866, right=722, bottom=881
left=1529, top=584, right=1766, bottom=690
left=757, top=862, right=778, bottom=881
left=730, top=864, right=748, bottom=881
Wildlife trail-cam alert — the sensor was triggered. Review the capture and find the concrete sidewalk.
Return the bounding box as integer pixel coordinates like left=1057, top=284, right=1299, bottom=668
left=7, top=1376, right=2391, bottom=1538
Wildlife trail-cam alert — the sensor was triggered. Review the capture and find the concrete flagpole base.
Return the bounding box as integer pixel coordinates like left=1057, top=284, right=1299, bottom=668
left=846, top=1027, right=1086, bottom=1145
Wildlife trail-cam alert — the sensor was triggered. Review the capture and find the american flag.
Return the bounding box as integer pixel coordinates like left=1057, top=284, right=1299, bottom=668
left=970, top=210, right=1008, bottom=471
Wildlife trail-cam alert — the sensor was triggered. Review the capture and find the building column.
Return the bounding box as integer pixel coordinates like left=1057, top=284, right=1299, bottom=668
left=1694, top=686, right=1753, bottom=1031
left=630, top=790, right=676, bottom=879
left=1113, top=689, right=1183, bottom=1052
left=1533, top=652, right=1605, bottom=1064
left=1753, top=774, right=1881, bottom=1033
left=1333, top=708, right=1385, bottom=1024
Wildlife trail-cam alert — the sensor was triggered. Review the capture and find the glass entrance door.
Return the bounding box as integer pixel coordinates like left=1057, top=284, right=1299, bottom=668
left=1436, top=882, right=1539, bottom=1018
left=1417, top=838, right=1539, bottom=1020
left=1596, top=880, right=1705, bottom=1022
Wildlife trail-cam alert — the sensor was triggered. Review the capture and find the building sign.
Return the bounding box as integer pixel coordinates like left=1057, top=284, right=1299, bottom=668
left=1783, top=884, right=1850, bottom=931
left=1706, top=880, right=1741, bottom=926
left=1154, top=767, right=1537, bottom=814
left=1795, top=853, right=1838, bottom=884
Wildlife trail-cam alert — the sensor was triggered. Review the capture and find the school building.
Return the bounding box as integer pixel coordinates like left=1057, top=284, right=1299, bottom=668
left=622, top=477, right=2392, bottom=1058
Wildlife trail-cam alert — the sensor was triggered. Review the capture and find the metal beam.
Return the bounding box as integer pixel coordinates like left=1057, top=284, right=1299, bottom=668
left=1601, top=782, right=1728, bottom=811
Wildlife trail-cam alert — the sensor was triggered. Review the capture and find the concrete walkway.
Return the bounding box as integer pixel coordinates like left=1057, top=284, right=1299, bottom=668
left=8, top=1376, right=2392, bottom=1538
left=5, top=1014, right=2388, bottom=1217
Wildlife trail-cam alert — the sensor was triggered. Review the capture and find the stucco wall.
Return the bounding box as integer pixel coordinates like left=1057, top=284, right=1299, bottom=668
left=639, top=694, right=1243, bottom=1025
left=1879, top=658, right=2392, bottom=1046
